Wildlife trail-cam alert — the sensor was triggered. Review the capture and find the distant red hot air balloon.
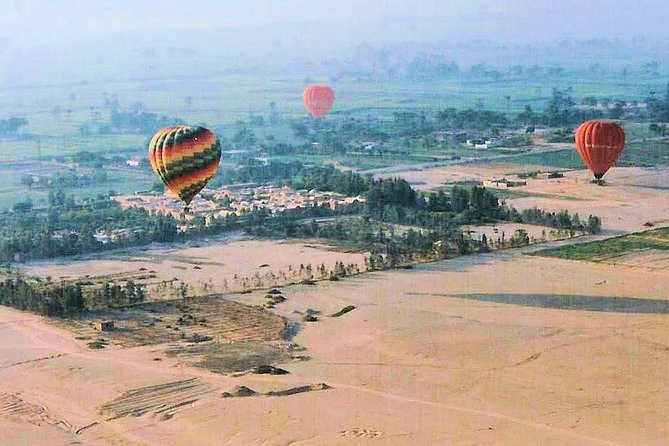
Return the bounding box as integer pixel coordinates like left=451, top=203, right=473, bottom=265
left=574, top=120, right=626, bottom=183
left=303, top=85, right=334, bottom=117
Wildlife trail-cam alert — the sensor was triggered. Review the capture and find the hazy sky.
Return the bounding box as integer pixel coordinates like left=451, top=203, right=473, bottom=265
left=1, top=0, right=668, bottom=49
left=1, top=0, right=667, bottom=88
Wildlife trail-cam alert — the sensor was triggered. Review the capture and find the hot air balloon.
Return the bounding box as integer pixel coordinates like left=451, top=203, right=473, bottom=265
left=303, top=85, right=334, bottom=117
left=574, top=120, right=625, bottom=183
left=148, top=125, right=221, bottom=210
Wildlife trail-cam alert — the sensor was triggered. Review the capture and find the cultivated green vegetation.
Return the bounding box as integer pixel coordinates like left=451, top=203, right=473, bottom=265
left=531, top=227, right=669, bottom=262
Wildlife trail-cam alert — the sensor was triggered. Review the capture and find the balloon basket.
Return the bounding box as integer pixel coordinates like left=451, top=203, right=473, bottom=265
left=591, top=179, right=605, bottom=186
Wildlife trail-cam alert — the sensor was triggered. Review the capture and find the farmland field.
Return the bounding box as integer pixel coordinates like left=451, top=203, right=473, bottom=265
left=531, top=227, right=669, bottom=264
left=0, top=161, right=154, bottom=209
left=490, top=138, right=669, bottom=170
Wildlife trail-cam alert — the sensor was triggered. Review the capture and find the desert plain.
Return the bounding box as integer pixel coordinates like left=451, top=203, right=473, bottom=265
left=2, top=165, right=669, bottom=445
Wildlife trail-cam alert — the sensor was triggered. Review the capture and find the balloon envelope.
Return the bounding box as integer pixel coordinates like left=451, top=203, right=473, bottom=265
left=303, top=85, right=334, bottom=117
left=148, top=125, right=221, bottom=205
left=574, top=120, right=625, bottom=180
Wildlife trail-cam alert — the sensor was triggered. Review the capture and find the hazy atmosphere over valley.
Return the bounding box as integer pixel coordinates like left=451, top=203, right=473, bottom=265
left=1, top=1, right=669, bottom=445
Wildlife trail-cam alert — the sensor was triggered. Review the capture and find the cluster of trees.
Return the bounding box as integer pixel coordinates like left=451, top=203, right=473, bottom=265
left=78, top=99, right=182, bottom=135
left=647, top=85, right=669, bottom=122
left=0, top=117, right=28, bottom=136
left=0, top=193, right=180, bottom=262
left=402, top=59, right=624, bottom=82
left=290, top=116, right=389, bottom=150
left=436, top=108, right=508, bottom=132
left=21, top=169, right=108, bottom=189
left=0, top=271, right=148, bottom=315
left=88, top=280, right=146, bottom=308
left=292, top=166, right=372, bottom=196
left=515, top=89, right=611, bottom=128
left=210, top=159, right=306, bottom=188
left=246, top=175, right=599, bottom=270
left=226, top=260, right=363, bottom=292
left=1, top=158, right=601, bottom=271
left=503, top=207, right=602, bottom=234
left=108, top=110, right=182, bottom=134
left=649, top=123, right=668, bottom=136
left=0, top=275, right=85, bottom=316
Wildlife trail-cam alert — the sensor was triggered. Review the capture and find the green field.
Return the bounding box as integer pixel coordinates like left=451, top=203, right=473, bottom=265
left=0, top=134, right=148, bottom=161
left=621, top=140, right=669, bottom=166
left=531, top=227, right=669, bottom=262
left=1, top=68, right=668, bottom=211
left=492, top=138, right=669, bottom=171
left=435, top=181, right=586, bottom=201
left=496, top=149, right=585, bottom=169
left=3, top=70, right=668, bottom=134
left=0, top=163, right=154, bottom=209
left=490, top=188, right=586, bottom=201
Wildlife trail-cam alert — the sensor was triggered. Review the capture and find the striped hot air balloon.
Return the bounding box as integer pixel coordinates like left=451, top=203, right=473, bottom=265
left=303, top=85, right=335, bottom=117
left=574, top=121, right=626, bottom=183
left=148, top=125, right=221, bottom=208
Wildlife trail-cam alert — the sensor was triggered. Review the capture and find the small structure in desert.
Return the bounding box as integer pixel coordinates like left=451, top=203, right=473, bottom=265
left=94, top=320, right=115, bottom=332
left=483, top=178, right=527, bottom=188
left=539, top=171, right=564, bottom=179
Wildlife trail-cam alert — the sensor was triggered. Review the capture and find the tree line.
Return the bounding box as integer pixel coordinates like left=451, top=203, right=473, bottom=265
left=1, top=162, right=600, bottom=268
left=0, top=275, right=85, bottom=316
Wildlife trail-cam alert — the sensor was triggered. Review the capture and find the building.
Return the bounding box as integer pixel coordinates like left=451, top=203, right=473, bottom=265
left=93, top=233, right=111, bottom=244
left=125, top=157, right=141, bottom=167
left=94, top=320, right=114, bottom=332
left=112, top=185, right=366, bottom=228
left=465, top=138, right=502, bottom=149
left=538, top=171, right=564, bottom=179
left=483, top=178, right=527, bottom=188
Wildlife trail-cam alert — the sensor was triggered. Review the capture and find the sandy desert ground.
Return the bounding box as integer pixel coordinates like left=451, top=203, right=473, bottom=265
left=21, top=238, right=368, bottom=298
left=381, top=165, right=669, bottom=233
left=2, top=165, right=669, bottom=445
left=3, top=246, right=669, bottom=445
left=504, top=168, right=669, bottom=233
left=376, top=163, right=550, bottom=190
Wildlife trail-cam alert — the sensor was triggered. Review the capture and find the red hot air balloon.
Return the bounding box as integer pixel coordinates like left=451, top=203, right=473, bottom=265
left=303, top=85, right=334, bottom=117
left=574, top=120, right=626, bottom=183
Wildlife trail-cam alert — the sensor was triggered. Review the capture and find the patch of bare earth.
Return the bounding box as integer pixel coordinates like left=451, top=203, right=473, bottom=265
left=21, top=239, right=368, bottom=300
left=64, top=296, right=285, bottom=348
left=99, top=378, right=212, bottom=421
left=0, top=392, right=73, bottom=432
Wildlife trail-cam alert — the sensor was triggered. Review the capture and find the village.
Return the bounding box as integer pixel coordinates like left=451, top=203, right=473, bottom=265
left=113, top=184, right=365, bottom=224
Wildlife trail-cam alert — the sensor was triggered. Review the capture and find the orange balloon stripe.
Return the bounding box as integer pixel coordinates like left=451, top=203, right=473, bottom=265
left=156, top=127, right=180, bottom=191
left=162, top=129, right=217, bottom=165
left=149, top=126, right=181, bottom=189
left=167, top=159, right=220, bottom=193
left=584, top=121, right=598, bottom=172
